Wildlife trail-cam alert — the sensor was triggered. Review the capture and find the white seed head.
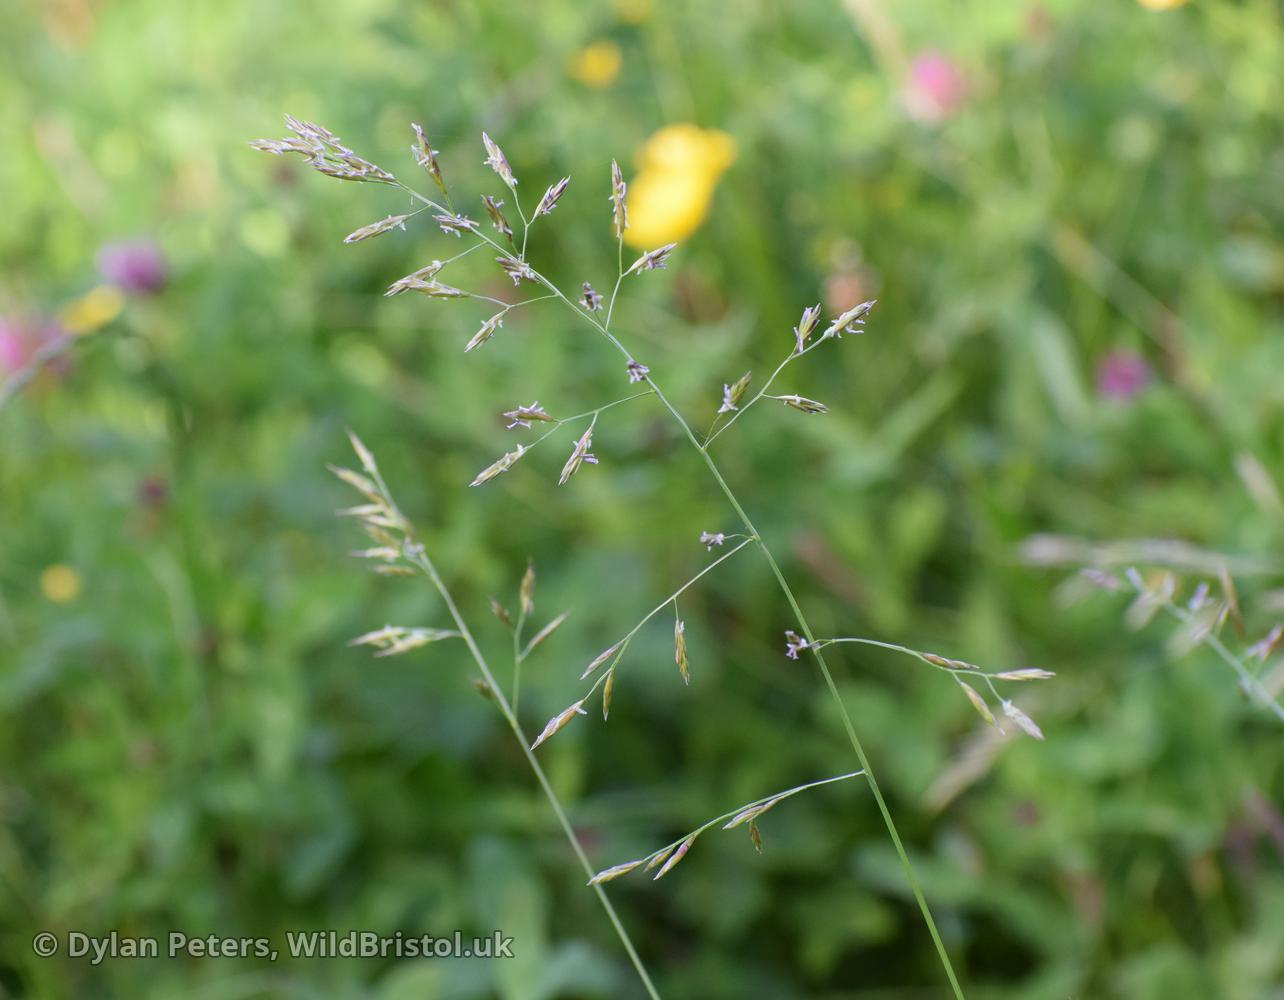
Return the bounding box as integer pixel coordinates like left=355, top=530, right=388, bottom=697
left=482, top=131, right=517, bottom=187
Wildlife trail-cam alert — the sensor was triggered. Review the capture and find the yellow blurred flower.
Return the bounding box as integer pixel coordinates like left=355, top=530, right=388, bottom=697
left=1137, top=0, right=1188, bottom=8
left=58, top=284, right=124, bottom=335
left=623, top=124, right=737, bottom=248
left=569, top=41, right=622, bottom=89
left=615, top=0, right=652, bottom=24
left=40, top=564, right=82, bottom=603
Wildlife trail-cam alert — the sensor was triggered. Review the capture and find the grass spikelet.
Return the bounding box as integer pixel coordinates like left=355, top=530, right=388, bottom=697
left=582, top=641, right=622, bottom=680
left=343, top=213, right=410, bottom=244
left=956, top=679, right=996, bottom=727
left=385, top=261, right=444, bottom=296
left=328, top=465, right=382, bottom=504
left=1001, top=699, right=1045, bottom=740
left=469, top=445, right=526, bottom=487
left=588, top=859, right=646, bottom=885
left=559, top=424, right=597, bottom=485
left=992, top=668, right=1056, bottom=681
left=674, top=616, right=689, bottom=685
left=345, top=429, right=378, bottom=475
left=1219, top=562, right=1244, bottom=636
left=652, top=837, right=693, bottom=880
left=410, top=122, right=446, bottom=194
left=465, top=311, right=506, bottom=352
left=821, top=298, right=876, bottom=339
left=520, top=562, right=536, bottom=615
left=536, top=176, right=571, bottom=216
left=481, top=194, right=513, bottom=241
left=481, top=131, right=517, bottom=187
left=718, top=371, right=752, bottom=414
left=773, top=394, right=829, bottom=414
left=602, top=667, right=616, bottom=720
left=496, top=255, right=536, bottom=285
left=610, top=158, right=628, bottom=236
left=489, top=598, right=513, bottom=628
left=530, top=698, right=588, bottom=751
left=625, top=243, right=676, bottom=274
left=522, top=611, right=569, bottom=658
left=643, top=845, right=675, bottom=873
left=793, top=304, right=821, bottom=353
left=348, top=625, right=461, bottom=655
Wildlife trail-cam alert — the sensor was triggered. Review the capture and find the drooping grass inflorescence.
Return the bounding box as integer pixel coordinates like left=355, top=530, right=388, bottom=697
left=1081, top=564, right=1284, bottom=724
left=251, top=113, right=1059, bottom=998
left=1018, top=530, right=1284, bottom=723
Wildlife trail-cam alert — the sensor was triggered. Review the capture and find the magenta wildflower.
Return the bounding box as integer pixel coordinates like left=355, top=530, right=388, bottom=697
left=97, top=239, right=169, bottom=295
left=904, top=51, right=968, bottom=124
left=1096, top=349, right=1150, bottom=401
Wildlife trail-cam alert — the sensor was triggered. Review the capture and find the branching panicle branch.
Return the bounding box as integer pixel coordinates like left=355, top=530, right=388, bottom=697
left=330, top=435, right=659, bottom=999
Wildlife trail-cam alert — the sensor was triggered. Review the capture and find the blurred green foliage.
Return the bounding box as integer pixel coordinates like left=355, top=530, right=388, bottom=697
left=2, top=0, right=1284, bottom=997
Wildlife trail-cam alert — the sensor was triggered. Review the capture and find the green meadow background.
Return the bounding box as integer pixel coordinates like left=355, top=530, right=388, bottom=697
left=2, top=0, right=1283, bottom=997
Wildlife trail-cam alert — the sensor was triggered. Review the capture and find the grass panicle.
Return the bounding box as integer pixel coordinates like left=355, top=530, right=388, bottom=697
left=254, top=115, right=1004, bottom=999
